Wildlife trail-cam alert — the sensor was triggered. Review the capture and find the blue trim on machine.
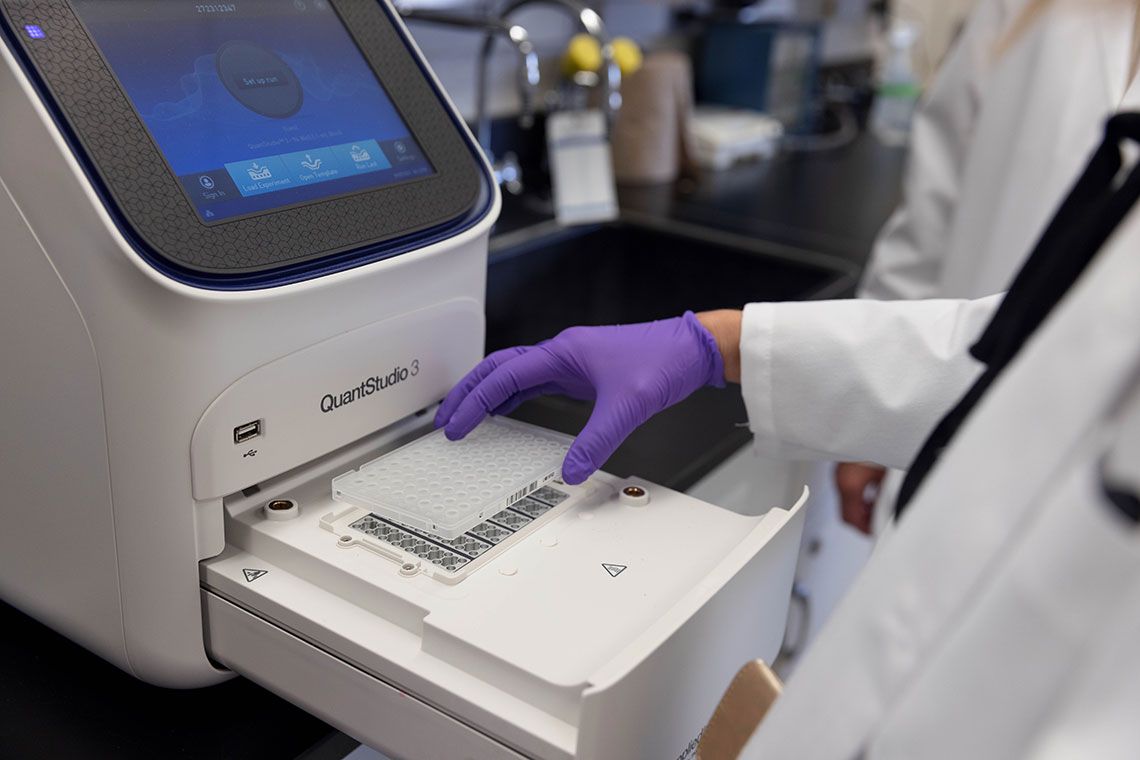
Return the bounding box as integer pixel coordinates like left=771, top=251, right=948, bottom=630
left=0, top=1, right=494, bottom=291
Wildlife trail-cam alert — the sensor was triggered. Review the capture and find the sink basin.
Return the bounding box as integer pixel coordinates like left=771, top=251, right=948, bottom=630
left=485, top=221, right=854, bottom=490
left=488, top=221, right=852, bottom=345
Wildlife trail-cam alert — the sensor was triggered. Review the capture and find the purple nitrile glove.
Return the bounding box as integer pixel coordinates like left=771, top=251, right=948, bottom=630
left=434, top=311, right=726, bottom=485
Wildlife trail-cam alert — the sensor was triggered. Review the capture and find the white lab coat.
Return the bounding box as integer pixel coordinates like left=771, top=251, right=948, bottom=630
left=736, top=224, right=1140, bottom=760
left=862, top=0, right=1139, bottom=305
left=733, top=1, right=1140, bottom=757
left=834, top=0, right=1137, bottom=533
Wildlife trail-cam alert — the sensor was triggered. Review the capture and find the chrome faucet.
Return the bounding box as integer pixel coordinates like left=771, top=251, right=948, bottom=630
left=493, top=0, right=621, bottom=120
left=400, top=0, right=620, bottom=195
left=399, top=7, right=540, bottom=194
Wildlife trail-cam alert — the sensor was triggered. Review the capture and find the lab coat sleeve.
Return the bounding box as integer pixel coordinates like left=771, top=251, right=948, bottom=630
left=740, top=293, right=1002, bottom=469
left=858, top=0, right=1013, bottom=301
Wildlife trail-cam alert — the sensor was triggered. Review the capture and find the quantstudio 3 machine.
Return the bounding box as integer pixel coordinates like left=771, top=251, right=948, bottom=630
left=0, top=2, right=805, bottom=757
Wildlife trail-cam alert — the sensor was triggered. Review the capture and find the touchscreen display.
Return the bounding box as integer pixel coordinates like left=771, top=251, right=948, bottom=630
left=71, top=0, right=435, bottom=223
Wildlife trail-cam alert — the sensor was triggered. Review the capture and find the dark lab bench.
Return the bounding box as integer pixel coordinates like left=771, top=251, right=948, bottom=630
left=496, top=129, right=905, bottom=269
left=0, top=133, right=904, bottom=760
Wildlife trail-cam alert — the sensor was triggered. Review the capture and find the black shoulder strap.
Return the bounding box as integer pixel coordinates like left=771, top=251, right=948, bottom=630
left=895, top=112, right=1140, bottom=518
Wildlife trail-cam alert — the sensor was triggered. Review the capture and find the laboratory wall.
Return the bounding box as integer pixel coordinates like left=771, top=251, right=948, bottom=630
left=404, top=0, right=673, bottom=122
left=403, top=0, right=884, bottom=123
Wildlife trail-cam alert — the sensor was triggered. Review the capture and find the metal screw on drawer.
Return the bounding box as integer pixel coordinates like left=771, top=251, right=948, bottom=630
left=620, top=485, right=650, bottom=506
left=264, top=498, right=299, bottom=521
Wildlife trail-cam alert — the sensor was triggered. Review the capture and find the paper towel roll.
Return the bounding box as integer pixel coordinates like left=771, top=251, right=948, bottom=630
left=611, top=50, right=693, bottom=185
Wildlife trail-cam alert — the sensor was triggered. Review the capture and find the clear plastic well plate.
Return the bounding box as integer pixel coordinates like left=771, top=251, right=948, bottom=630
left=331, top=417, right=573, bottom=539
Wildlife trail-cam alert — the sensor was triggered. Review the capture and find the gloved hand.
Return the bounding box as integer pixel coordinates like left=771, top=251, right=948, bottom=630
left=434, top=311, right=726, bottom=484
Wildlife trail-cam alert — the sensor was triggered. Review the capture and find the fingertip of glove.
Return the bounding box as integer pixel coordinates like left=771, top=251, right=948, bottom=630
left=561, top=465, right=588, bottom=485
left=561, top=450, right=594, bottom=485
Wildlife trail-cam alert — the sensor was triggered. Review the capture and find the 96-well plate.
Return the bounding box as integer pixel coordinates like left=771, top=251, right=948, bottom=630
left=331, top=417, right=573, bottom=539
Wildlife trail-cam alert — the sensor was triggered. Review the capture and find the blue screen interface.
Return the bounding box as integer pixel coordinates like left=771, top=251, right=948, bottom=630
left=71, top=0, right=435, bottom=223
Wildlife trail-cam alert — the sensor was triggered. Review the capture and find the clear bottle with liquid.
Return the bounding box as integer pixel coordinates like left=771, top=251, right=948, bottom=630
left=870, top=20, right=922, bottom=146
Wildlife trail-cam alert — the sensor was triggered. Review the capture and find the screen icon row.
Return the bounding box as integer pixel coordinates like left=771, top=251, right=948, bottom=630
left=180, top=136, right=431, bottom=220
left=222, top=138, right=402, bottom=198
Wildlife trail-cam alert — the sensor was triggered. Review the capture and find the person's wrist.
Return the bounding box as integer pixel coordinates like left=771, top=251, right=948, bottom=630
left=695, top=309, right=743, bottom=384
left=683, top=311, right=726, bottom=388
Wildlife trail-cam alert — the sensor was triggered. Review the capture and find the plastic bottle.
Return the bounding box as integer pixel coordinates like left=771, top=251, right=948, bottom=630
left=870, top=20, right=922, bottom=146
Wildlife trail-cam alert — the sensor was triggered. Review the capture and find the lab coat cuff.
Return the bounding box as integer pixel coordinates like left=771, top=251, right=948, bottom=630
left=740, top=303, right=780, bottom=449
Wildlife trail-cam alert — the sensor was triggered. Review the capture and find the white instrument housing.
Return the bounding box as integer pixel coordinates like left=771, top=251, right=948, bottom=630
left=0, top=3, right=806, bottom=757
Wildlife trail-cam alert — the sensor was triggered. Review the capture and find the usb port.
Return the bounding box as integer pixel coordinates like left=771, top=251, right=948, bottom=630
left=233, top=420, right=262, bottom=444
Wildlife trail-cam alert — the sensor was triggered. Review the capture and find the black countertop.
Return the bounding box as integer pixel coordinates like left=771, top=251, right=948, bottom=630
left=0, top=133, right=904, bottom=760
left=620, top=135, right=905, bottom=266
left=496, top=130, right=905, bottom=270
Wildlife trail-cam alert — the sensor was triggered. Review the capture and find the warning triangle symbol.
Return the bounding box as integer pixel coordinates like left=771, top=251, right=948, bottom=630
left=243, top=568, right=268, bottom=583
left=602, top=563, right=627, bottom=578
